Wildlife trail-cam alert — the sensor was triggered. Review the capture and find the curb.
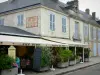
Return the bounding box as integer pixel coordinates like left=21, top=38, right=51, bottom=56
left=56, top=62, right=100, bottom=75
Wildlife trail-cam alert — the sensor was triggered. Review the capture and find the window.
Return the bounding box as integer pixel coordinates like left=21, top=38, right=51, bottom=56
left=93, top=27, right=96, bottom=40
left=74, top=21, right=79, bottom=39
left=17, top=14, right=24, bottom=26
left=98, top=29, right=100, bottom=40
left=62, top=17, right=66, bottom=33
left=90, top=26, right=93, bottom=40
left=50, top=14, right=55, bottom=31
left=84, top=24, right=89, bottom=41
left=0, top=18, right=4, bottom=25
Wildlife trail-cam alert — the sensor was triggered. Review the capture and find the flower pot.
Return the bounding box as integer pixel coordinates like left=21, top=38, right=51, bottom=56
left=33, top=66, right=50, bottom=72
left=39, top=66, right=50, bottom=72
left=76, top=59, right=80, bottom=64
left=69, top=60, right=75, bottom=66
left=0, top=68, right=18, bottom=75
left=84, top=58, right=89, bottom=62
left=57, top=62, right=69, bottom=68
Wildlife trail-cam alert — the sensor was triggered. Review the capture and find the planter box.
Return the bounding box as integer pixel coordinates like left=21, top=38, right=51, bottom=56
left=84, top=58, right=89, bottom=62
left=69, top=60, right=75, bottom=66
left=76, top=59, right=80, bottom=64
left=33, top=66, right=50, bottom=72
left=0, top=68, right=18, bottom=75
left=39, top=66, right=50, bottom=72
left=57, top=62, right=69, bottom=68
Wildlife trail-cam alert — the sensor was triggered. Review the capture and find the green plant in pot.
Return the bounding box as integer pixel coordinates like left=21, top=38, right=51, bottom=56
left=0, top=53, right=18, bottom=75
left=40, top=47, right=52, bottom=71
left=76, top=55, right=80, bottom=64
left=69, top=53, right=76, bottom=66
left=57, top=48, right=72, bottom=68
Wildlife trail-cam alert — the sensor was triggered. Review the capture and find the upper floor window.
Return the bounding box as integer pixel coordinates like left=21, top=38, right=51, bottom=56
left=98, top=29, right=100, bottom=40
left=93, top=27, right=96, bottom=40
left=0, top=18, right=4, bottom=25
left=62, top=17, right=66, bottom=33
left=17, top=14, right=24, bottom=26
left=90, top=26, right=93, bottom=40
left=84, top=24, right=89, bottom=41
left=50, top=14, right=55, bottom=31
left=74, top=21, right=80, bottom=39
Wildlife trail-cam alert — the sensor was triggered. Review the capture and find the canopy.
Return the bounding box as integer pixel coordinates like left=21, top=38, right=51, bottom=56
left=0, top=35, right=67, bottom=47
left=42, top=37, right=88, bottom=47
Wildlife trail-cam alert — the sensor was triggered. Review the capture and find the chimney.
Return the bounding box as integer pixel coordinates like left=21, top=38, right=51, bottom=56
left=85, top=9, right=90, bottom=14
left=92, top=12, right=96, bottom=20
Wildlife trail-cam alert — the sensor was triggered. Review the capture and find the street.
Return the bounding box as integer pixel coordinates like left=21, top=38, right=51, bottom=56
left=63, top=64, right=100, bottom=75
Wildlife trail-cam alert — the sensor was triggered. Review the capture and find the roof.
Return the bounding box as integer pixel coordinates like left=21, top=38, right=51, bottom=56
left=0, top=25, right=40, bottom=38
left=0, top=0, right=99, bottom=26
left=0, top=0, right=41, bottom=13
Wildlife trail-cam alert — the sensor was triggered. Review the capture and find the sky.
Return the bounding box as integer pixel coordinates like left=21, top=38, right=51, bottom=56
left=0, top=0, right=100, bottom=18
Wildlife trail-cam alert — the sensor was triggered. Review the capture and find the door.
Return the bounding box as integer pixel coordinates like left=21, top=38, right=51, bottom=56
left=93, top=43, right=97, bottom=56
left=98, top=43, right=100, bottom=56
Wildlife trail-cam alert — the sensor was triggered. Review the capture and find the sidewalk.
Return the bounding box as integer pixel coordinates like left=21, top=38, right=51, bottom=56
left=24, top=57, right=100, bottom=75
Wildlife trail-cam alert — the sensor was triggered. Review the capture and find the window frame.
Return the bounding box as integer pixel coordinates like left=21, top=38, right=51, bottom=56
left=17, top=14, right=24, bottom=26
left=62, top=16, right=66, bottom=33
left=50, top=13, right=55, bottom=31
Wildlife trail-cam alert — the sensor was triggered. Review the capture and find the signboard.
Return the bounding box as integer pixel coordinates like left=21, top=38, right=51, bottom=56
left=33, top=47, right=42, bottom=71
left=26, top=16, right=38, bottom=28
left=8, top=46, right=16, bottom=59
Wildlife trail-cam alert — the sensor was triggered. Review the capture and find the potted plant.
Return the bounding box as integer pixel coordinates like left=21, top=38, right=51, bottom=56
left=40, top=47, right=51, bottom=71
left=0, top=53, right=18, bottom=75
left=69, top=54, right=75, bottom=66
left=33, top=46, right=51, bottom=72
left=57, top=48, right=72, bottom=68
left=76, top=56, right=80, bottom=64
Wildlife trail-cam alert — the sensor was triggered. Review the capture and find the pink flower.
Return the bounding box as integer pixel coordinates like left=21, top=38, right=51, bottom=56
left=12, top=63, right=18, bottom=68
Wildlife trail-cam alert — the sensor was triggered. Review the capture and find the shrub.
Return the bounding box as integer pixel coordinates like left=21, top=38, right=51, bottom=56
left=0, top=53, right=15, bottom=70
left=40, top=47, right=52, bottom=67
left=57, top=48, right=73, bottom=63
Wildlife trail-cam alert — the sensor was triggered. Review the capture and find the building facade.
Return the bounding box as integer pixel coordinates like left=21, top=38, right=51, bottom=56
left=0, top=0, right=100, bottom=58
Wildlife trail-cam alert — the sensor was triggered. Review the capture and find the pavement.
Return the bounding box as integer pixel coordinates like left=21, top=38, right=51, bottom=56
left=63, top=63, right=100, bottom=75
left=24, top=57, right=100, bottom=75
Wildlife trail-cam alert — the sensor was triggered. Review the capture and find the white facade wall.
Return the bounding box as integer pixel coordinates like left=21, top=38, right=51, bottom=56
left=40, top=8, right=70, bottom=38
left=69, top=17, right=84, bottom=43
left=0, top=8, right=41, bottom=35
left=0, top=6, right=97, bottom=45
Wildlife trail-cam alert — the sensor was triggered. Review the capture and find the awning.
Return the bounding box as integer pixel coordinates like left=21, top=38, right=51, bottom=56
left=42, top=37, right=88, bottom=47
left=0, top=35, right=67, bottom=47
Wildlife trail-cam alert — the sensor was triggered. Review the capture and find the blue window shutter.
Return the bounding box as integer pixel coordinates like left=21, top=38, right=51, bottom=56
left=17, top=14, right=23, bottom=26
left=0, top=20, right=1, bottom=25
left=2, top=19, right=4, bottom=25
left=62, top=17, right=66, bottom=33
left=50, top=14, right=52, bottom=30
left=17, top=15, right=20, bottom=25
left=21, top=15, right=23, bottom=25
left=50, top=14, right=55, bottom=31
left=75, top=22, right=78, bottom=38
left=0, top=19, right=4, bottom=25
left=53, top=15, right=55, bottom=31
left=50, top=14, right=52, bottom=22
